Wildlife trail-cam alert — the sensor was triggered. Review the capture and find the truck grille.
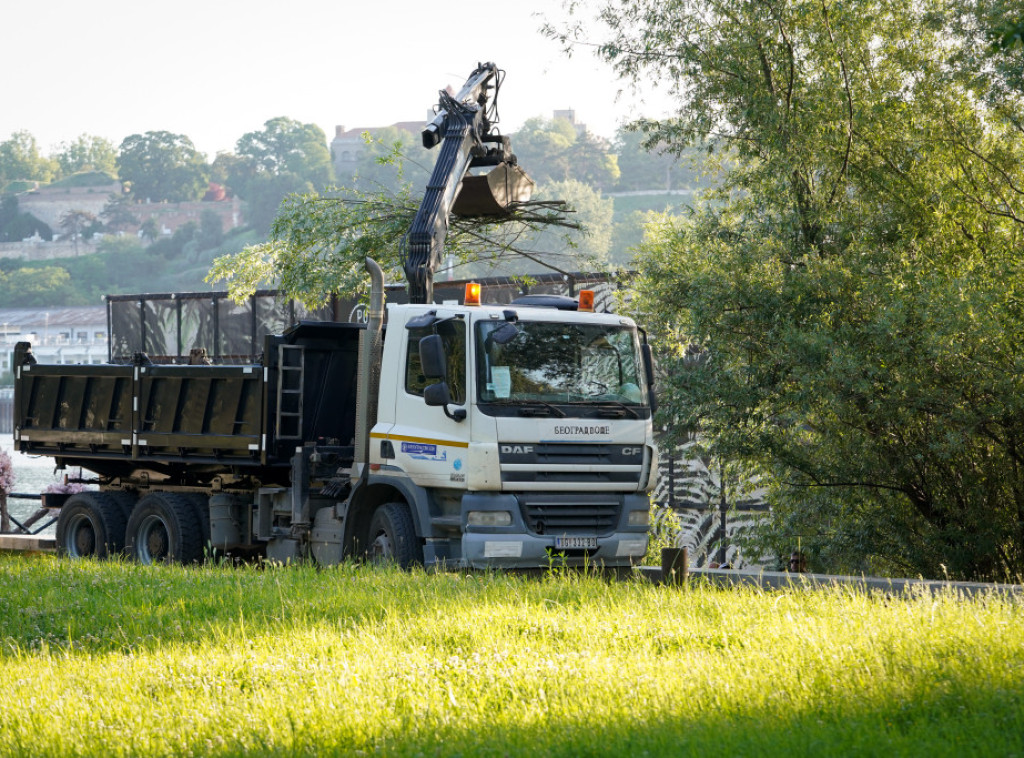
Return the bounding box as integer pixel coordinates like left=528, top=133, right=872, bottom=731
left=518, top=493, right=621, bottom=536
left=498, top=442, right=645, bottom=491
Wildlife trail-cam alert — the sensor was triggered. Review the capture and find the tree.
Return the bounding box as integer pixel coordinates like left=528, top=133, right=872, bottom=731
left=0, top=131, right=56, bottom=186
left=207, top=153, right=578, bottom=308
left=0, top=266, right=74, bottom=307
left=513, top=116, right=620, bottom=190
left=346, top=127, right=437, bottom=195
left=100, top=195, right=139, bottom=233
left=139, top=218, right=159, bottom=243
left=54, top=134, right=117, bottom=177
left=472, top=179, right=614, bottom=277
left=0, top=195, right=51, bottom=242
left=558, top=0, right=1024, bottom=580
left=229, top=117, right=333, bottom=233
left=117, top=131, right=209, bottom=202
left=59, top=209, right=98, bottom=254
left=613, top=128, right=709, bottom=192
left=198, top=209, right=224, bottom=251
left=147, top=221, right=198, bottom=260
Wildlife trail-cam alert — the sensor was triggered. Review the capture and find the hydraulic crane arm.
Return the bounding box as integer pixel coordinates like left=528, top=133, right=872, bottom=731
left=404, top=62, right=533, bottom=304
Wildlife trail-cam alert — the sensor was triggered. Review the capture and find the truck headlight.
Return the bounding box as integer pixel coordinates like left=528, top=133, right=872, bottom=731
left=467, top=510, right=513, bottom=527
left=628, top=509, right=651, bottom=527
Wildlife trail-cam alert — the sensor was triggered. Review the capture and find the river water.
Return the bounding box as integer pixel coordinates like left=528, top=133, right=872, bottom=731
left=1, top=438, right=83, bottom=535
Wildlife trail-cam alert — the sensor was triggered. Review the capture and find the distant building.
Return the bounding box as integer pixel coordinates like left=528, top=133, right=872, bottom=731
left=17, top=180, right=122, bottom=231
left=4, top=178, right=242, bottom=263
left=128, top=193, right=242, bottom=240
left=330, top=121, right=425, bottom=180
left=0, top=306, right=108, bottom=377
left=330, top=109, right=586, bottom=180
left=552, top=109, right=587, bottom=136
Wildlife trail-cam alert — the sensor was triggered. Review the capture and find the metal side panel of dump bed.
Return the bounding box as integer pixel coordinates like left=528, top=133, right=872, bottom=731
left=14, top=359, right=264, bottom=466
left=12, top=322, right=362, bottom=477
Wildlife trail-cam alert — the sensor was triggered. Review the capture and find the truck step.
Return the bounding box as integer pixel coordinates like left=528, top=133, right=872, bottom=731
left=430, top=515, right=462, bottom=529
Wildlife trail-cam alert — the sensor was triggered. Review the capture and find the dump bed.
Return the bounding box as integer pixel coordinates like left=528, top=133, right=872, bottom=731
left=12, top=322, right=362, bottom=482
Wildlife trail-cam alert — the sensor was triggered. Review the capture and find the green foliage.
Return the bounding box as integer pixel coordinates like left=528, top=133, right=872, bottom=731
left=95, top=234, right=146, bottom=258
left=48, top=170, right=118, bottom=188
left=514, top=116, right=620, bottom=190
left=229, top=117, right=334, bottom=233
left=0, top=130, right=56, bottom=186
left=100, top=194, right=139, bottom=232
left=0, top=266, right=74, bottom=306
left=53, top=135, right=118, bottom=178
left=345, top=127, right=437, bottom=195
left=484, top=179, right=614, bottom=277
left=208, top=184, right=418, bottom=306
left=208, top=143, right=581, bottom=307
left=198, top=209, right=224, bottom=250
left=0, top=557, right=1022, bottom=756
left=147, top=222, right=199, bottom=260
left=117, top=131, right=209, bottom=202
left=568, top=0, right=1024, bottom=580
left=0, top=195, right=51, bottom=242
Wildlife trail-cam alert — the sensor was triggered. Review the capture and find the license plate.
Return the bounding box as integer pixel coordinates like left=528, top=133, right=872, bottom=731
left=555, top=536, right=598, bottom=550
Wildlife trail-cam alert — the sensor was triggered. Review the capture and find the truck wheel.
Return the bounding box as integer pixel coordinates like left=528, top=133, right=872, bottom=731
left=125, top=492, right=203, bottom=565
left=106, top=490, right=138, bottom=521
left=182, top=493, right=213, bottom=559
left=367, top=503, right=422, bottom=569
left=56, top=492, right=128, bottom=559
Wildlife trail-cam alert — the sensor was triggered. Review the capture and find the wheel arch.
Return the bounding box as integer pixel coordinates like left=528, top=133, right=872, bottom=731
left=344, top=477, right=429, bottom=555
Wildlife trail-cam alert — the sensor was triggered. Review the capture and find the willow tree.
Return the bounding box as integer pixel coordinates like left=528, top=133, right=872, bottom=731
left=553, top=0, right=1024, bottom=579
left=207, top=138, right=584, bottom=309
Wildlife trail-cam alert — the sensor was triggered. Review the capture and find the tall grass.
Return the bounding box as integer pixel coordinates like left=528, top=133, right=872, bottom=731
left=0, top=555, right=1021, bottom=757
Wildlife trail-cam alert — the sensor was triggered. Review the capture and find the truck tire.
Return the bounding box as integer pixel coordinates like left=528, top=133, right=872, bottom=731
left=182, top=493, right=213, bottom=559
left=56, top=492, right=128, bottom=559
left=125, top=492, right=204, bottom=565
left=105, top=490, right=138, bottom=521
left=367, top=502, right=422, bottom=569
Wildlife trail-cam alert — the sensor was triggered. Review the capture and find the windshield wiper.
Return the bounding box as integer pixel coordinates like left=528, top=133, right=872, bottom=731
left=601, top=402, right=640, bottom=419
left=567, top=400, right=641, bottom=419
left=517, top=400, right=567, bottom=418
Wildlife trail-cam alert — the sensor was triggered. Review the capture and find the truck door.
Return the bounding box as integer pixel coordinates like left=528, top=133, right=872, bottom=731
left=386, top=317, right=470, bottom=489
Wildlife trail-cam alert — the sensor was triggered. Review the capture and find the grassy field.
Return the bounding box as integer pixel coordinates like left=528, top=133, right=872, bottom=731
left=0, top=555, right=1021, bottom=757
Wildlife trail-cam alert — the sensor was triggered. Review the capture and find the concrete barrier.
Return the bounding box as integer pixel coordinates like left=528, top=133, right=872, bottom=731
left=636, top=565, right=1023, bottom=597
left=0, top=533, right=56, bottom=553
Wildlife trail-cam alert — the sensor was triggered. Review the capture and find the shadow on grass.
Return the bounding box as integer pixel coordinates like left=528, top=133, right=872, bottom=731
left=355, top=692, right=1024, bottom=758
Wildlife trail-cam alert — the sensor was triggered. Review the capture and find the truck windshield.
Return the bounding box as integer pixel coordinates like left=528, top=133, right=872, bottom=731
left=475, top=320, right=648, bottom=405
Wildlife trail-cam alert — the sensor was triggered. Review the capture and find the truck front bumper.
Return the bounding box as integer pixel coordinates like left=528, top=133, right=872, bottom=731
left=461, top=531, right=649, bottom=569
left=459, top=492, right=650, bottom=569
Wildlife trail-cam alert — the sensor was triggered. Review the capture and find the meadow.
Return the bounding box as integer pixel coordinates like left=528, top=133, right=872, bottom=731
left=0, top=555, right=1021, bottom=757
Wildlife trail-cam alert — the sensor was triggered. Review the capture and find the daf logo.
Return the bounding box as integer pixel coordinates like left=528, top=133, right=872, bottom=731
left=501, top=445, right=534, bottom=454
left=622, top=447, right=643, bottom=457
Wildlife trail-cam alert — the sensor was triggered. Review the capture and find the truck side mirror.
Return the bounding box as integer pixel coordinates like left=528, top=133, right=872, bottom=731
left=424, top=381, right=467, bottom=422
left=419, top=334, right=447, bottom=379
left=423, top=382, right=451, bottom=406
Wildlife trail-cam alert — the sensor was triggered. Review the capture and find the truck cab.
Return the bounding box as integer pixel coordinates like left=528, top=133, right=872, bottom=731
left=361, top=294, right=657, bottom=568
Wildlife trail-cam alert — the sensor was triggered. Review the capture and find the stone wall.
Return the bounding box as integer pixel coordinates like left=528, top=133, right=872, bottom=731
left=14, top=182, right=243, bottom=244
left=17, top=183, right=122, bottom=230
left=0, top=239, right=99, bottom=260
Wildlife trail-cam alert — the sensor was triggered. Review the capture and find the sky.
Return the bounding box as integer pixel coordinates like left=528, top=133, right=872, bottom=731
left=1, top=0, right=674, bottom=159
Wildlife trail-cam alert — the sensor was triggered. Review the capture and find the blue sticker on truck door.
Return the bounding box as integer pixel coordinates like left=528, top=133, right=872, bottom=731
left=401, top=441, right=447, bottom=461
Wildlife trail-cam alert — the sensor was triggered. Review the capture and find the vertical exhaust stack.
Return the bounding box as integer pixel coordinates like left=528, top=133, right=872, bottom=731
left=353, top=257, right=385, bottom=479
